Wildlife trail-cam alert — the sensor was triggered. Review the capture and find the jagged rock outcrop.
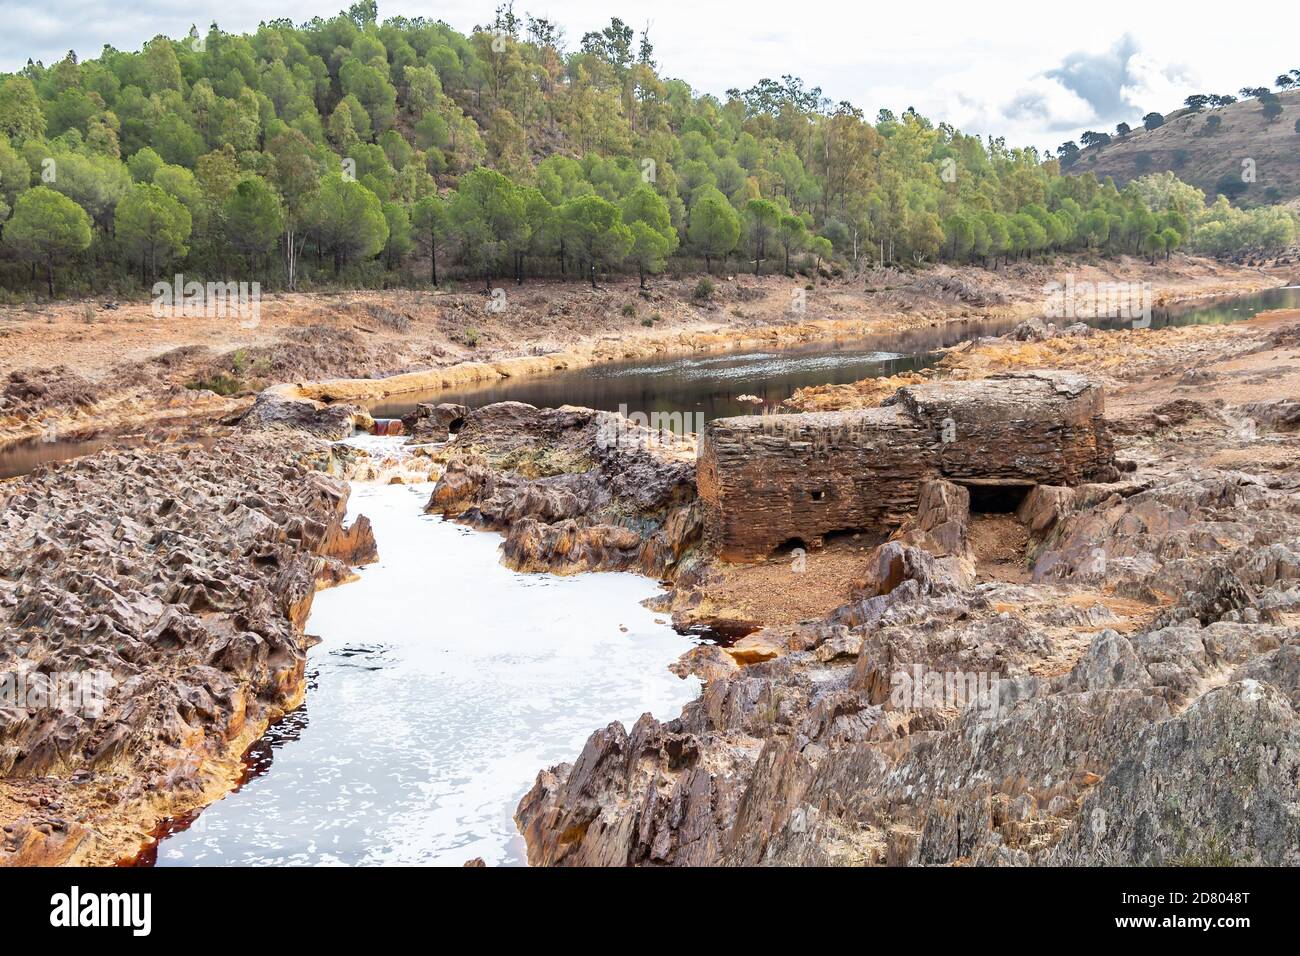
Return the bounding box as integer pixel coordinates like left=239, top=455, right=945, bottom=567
left=425, top=402, right=702, bottom=576
left=401, top=402, right=470, bottom=441
left=0, top=434, right=376, bottom=865
left=698, top=371, right=1116, bottom=561
left=239, top=387, right=371, bottom=440
left=516, top=453, right=1300, bottom=867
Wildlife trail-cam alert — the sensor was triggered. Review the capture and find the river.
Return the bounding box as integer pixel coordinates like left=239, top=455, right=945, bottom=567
left=4, top=285, right=1295, bottom=864
left=366, top=285, right=1300, bottom=424
left=148, top=476, right=701, bottom=866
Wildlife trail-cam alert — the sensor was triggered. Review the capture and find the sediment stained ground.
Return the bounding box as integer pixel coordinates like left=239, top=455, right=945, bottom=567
left=1, top=258, right=1297, bottom=865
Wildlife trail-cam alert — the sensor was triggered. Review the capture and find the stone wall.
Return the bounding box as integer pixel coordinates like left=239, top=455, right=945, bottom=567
left=697, top=371, right=1115, bottom=560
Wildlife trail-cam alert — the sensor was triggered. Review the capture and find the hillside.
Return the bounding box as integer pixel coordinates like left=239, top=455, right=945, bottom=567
left=0, top=5, right=1296, bottom=303
left=1070, top=90, right=1300, bottom=205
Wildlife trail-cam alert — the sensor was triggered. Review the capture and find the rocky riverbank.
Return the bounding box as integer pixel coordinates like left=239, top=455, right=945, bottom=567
left=425, top=401, right=702, bottom=578
left=1, top=258, right=1278, bottom=454
left=505, top=311, right=1300, bottom=866
left=3, top=292, right=1298, bottom=867
left=0, top=433, right=376, bottom=865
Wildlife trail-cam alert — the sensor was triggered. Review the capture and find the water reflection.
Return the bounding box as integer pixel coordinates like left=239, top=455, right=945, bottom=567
left=367, top=286, right=1300, bottom=423
left=0, top=431, right=220, bottom=481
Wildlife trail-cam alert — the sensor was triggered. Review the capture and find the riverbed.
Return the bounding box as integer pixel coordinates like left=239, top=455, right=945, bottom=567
left=5, top=284, right=1292, bottom=865
left=141, top=282, right=1300, bottom=865
left=366, top=285, right=1300, bottom=423
left=149, top=477, right=701, bottom=866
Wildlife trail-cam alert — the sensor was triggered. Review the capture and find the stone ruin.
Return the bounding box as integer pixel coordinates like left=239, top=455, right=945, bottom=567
left=697, top=370, right=1117, bottom=561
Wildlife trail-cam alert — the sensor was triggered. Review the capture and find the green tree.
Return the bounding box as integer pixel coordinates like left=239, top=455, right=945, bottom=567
left=4, top=186, right=93, bottom=295
left=687, top=188, right=739, bottom=273
left=558, top=195, right=632, bottom=287
left=153, top=163, right=207, bottom=234
left=0, top=77, right=46, bottom=142
left=127, top=146, right=165, bottom=183
left=267, top=129, right=321, bottom=290
left=979, top=211, right=1011, bottom=267
left=807, top=234, right=833, bottom=273
left=621, top=185, right=677, bottom=287
left=412, top=193, right=450, bottom=285
left=626, top=221, right=673, bottom=288
left=116, top=182, right=193, bottom=282
left=1144, top=230, right=1164, bottom=264
left=340, top=58, right=397, bottom=135
left=1159, top=226, right=1181, bottom=261
left=448, top=167, right=528, bottom=289
left=382, top=200, right=413, bottom=268
left=776, top=214, right=807, bottom=275
left=306, top=173, right=388, bottom=275
left=943, top=212, right=975, bottom=262
left=224, top=176, right=285, bottom=272
left=152, top=114, right=205, bottom=166
left=45, top=150, right=132, bottom=234
left=0, top=136, right=30, bottom=224
left=743, top=198, right=780, bottom=275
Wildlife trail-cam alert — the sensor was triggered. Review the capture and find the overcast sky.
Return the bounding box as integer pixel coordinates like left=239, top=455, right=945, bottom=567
left=1, top=0, right=1293, bottom=150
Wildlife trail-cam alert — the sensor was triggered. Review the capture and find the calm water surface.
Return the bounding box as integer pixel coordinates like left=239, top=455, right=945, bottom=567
left=367, top=286, right=1300, bottom=423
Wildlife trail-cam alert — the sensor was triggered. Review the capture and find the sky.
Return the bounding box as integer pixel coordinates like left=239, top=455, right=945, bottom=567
left=0, top=0, right=1294, bottom=150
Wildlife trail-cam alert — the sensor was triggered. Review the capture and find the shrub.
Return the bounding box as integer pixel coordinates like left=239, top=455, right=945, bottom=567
left=692, top=277, right=715, bottom=302
left=365, top=304, right=411, bottom=332
left=621, top=303, right=637, bottom=317
left=187, top=372, right=243, bottom=396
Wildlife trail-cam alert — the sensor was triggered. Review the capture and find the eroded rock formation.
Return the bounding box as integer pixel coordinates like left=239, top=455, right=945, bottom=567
left=0, top=434, right=375, bottom=865
left=425, top=402, right=703, bottom=577
left=402, top=402, right=470, bottom=442
left=240, top=387, right=372, bottom=440
left=516, top=319, right=1300, bottom=866
left=516, top=457, right=1300, bottom=866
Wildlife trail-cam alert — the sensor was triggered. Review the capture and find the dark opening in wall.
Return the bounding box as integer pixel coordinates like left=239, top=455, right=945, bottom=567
left=448, top=417, right=466, bottom=434
left=810, top=489, right=826, bottom=501
left=958, top=480, right=1034, bottom=514
left=775, top=536, right=808, bottom=553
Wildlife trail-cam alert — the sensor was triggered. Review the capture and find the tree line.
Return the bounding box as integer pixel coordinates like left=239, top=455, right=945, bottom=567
left=0, top=2, right=1294, bottom=301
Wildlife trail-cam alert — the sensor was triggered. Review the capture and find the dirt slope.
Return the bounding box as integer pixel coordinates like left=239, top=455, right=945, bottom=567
left=1071, top=90, right=1300, bottom=204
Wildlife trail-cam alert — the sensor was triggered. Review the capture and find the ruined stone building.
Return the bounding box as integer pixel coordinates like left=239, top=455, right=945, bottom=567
left=696, top=371, right=1116, bottom=561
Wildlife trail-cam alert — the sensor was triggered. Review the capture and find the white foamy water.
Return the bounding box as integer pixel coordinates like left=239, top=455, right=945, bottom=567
left=154, top=479, right=701, bottom=866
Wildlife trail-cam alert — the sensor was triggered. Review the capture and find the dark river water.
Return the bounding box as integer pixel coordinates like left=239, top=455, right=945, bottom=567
left=366, top=286, right=1300, bottom=424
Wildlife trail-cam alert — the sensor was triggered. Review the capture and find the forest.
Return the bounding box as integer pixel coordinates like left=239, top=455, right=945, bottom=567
left=0, top=1, right=1295, bottom=300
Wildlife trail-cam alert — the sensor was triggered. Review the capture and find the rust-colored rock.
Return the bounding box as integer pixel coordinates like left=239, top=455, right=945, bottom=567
left=426, top=403, right=702, bottom=577
left=0, top=434, right=376, bottom=866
